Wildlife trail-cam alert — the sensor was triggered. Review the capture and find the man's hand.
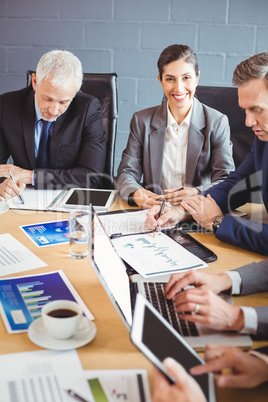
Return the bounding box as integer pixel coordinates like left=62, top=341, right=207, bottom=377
left=191, top=344, right=268, bottom=389
left=181, top=194, right=222, bottom=231
left=170, top=287, right=244, bottom=332
left=162, top=187, right=200, bottom=206
left=0, top=164, right=32, bottom=185
left=144, top=204, right=189, bottom=230
left=153, top=357, right=206, bottom=402
left=0, top=178, right=26, bottom=200
left=165, top=270, right=232, bottom=299
left=132, top=188, right=162, bottom=209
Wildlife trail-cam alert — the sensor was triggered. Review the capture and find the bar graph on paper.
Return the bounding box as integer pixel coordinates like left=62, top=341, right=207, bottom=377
left=112, top=232, right=207, bottom=277
left=17, top=281, right=52, bottom=320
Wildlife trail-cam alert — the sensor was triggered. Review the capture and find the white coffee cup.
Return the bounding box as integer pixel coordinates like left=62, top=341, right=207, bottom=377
left=42, top=300, right=82, bottom=340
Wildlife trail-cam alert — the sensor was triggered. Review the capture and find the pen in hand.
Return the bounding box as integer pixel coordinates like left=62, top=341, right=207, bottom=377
left=156, top=187, right=184, bottom=201
left=8, top=170, right=25, bottom=204
left=153, top=199, right=166, bottom=236
left=172, top=186, right=184, bottom=193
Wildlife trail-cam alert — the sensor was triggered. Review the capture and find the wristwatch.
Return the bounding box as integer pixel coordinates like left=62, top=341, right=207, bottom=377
left=212, top=214, right=225, bottom=233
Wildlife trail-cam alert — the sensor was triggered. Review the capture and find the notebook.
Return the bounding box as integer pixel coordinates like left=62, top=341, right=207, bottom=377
left=91, top=211, right=253, bottom=351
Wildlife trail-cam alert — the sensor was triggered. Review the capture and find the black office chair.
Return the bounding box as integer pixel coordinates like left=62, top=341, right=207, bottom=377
left=195, top=86, right=262, bottom=203
left=195, top=86, right=255, bottom=169
left=27, top=71, right=118, bottom=189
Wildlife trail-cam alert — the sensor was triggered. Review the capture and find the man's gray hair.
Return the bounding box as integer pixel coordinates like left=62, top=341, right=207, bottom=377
left=36, top=50, right=83, bottom=92
left=233, top=52, right=268, bottom=88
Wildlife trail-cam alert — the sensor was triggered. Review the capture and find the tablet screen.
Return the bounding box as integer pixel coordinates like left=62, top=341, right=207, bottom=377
left=65, top=189, right=111, bottom=207
left=142, top=304, right=210, bottom=399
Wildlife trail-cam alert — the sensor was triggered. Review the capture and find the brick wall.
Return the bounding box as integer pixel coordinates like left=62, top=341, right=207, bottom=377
left=0, top=0, right=267, bottom=173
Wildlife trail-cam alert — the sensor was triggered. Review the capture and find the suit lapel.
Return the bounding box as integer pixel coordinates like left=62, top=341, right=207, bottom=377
left=22, top=90, right=36, bottom=169
left=186, top=98, right=206, bottom=185
left=149, top=101, right=167, bottom=190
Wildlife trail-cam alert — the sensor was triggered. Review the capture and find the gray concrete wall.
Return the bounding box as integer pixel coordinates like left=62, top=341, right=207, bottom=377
left=0, top=0, right=267, bottom=173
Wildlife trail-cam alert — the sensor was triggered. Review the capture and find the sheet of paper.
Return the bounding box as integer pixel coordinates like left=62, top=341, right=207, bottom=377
left=7, top=187, right=64, bottom=210
left=20, top=220, right=69, bottom=247
left=99, top=209, right=149, bottom=236
left=0, top=349, right=93, bottom=402
left=0, top=233, right=47, bottom=276
left=85, top=369, right=151, bottom=402
left=112, top=231, right=207, bottom=278
left=0, top=269, right=94, bottom=333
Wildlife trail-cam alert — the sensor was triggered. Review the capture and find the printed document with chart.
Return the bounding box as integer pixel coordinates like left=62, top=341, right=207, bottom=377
left=111, top=231, right=207, bottom=278
left=0, top=233, right=46, bottom=276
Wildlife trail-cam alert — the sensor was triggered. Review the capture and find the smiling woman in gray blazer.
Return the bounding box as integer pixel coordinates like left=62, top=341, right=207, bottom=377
left=117, top=45, right=235, bottom=208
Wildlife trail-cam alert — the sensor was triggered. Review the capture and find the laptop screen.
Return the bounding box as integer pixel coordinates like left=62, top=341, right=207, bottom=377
left=90, top=211, right=132, bottom=329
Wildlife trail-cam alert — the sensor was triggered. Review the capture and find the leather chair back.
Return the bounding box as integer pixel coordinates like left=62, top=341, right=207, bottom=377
left=195, top=86, right=254, bottom=168
left=27, top=71, right=118, bottom=188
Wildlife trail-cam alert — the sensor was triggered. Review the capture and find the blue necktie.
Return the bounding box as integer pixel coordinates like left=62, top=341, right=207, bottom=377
left=36, top=120, right=53, bottom=168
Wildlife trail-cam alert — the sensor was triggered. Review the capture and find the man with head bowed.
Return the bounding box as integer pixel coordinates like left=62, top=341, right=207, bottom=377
left=0, top=50, right=106, bottom=199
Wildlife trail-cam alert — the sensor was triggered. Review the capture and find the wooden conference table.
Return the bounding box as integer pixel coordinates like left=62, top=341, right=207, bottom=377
left=0, top=197, right=268, bottom=402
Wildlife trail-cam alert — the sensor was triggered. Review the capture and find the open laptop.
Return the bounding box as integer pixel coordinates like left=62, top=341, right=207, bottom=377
left=91, top=211, right=252, bottom=351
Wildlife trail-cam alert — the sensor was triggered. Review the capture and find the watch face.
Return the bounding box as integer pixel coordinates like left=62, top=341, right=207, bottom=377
left=213, top=214, right=224, bottom=224
left=213, top=215, right=224, bottom=232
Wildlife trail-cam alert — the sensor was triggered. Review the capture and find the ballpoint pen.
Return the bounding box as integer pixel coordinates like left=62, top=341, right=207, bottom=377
left=172, top=186, right=184, bottom=193
left=65, top=389, right=91, bottom=402
left=8, top=170, right=25, bottom=204
left=156, top=187, right=184, bottom=201
left=154, top=198, right=166, bottom=236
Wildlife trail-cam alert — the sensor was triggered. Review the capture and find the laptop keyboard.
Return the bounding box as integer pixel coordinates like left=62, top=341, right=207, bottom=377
left=143, top=282, right=198, bottom=337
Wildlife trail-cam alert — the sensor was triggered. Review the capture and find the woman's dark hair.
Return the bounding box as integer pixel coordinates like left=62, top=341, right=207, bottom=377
left=157, top=44, right=199, bottom=80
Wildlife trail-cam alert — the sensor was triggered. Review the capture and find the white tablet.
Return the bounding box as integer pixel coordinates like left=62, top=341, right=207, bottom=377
left=131, top=293, right=216, bottom=401
left=57, top=188, right=117, bottom=212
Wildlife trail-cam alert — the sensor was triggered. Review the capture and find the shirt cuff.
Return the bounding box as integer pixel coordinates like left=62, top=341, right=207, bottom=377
left=249, top=351, right=268, bottom=366
left=32, top=171, right=35, bottom=186
left=224, top=271, right=242, bottom=295
left=239, top=306, right=258, bottom=335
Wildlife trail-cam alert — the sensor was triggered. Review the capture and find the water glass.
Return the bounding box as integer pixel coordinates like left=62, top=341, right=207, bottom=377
left=69, top=211, right=91, bottom=259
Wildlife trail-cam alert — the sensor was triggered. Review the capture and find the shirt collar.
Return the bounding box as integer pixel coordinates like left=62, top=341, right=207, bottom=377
left=34, top=97, right=42, bottom=123
left=167, top=101, right=193, bottom=129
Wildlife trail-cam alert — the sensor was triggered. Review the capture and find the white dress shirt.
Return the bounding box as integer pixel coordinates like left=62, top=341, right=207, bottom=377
left=161, top=103, right=192, bottom=190
left=225, top=270, right=258, bottom=335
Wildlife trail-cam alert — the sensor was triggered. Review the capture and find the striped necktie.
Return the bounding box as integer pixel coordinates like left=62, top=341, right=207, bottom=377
left=36, top=119, right=53, bottom=168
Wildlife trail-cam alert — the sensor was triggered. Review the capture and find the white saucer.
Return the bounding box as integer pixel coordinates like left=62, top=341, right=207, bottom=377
left=28, top=316, right=97, bottom=350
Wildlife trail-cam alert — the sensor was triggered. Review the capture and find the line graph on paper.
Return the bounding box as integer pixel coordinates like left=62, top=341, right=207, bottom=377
left=112, top=232, right=207, bottom=278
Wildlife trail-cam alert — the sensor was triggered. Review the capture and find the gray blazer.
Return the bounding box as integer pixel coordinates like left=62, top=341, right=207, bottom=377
left=235, top=258, right=268, bottom=338
left=117, top=97, right=235, bottom=202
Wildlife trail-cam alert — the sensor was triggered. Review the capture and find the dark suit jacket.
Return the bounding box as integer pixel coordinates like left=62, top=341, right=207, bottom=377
left=117, top=97, right=234, bottom=202
left=205, top=137, right=268, bottom=255
left=234, top=258, right=268, bottom=338
left=0, top=86, right=106, bottom=189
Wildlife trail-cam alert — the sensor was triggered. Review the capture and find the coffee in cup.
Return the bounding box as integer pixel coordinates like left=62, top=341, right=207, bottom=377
left=42, top=300, right=82, bottom=340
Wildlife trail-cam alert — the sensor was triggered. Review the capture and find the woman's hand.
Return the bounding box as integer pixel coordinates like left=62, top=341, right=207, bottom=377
left=132, top=188, right=162, bottom=209
left=162, top=187, right=200, bottom=206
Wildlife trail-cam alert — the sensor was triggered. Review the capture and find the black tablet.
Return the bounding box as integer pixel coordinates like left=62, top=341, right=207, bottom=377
left=131, top=293, right=216, bottom=401
left=61, top=188, right=117, bottom=212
